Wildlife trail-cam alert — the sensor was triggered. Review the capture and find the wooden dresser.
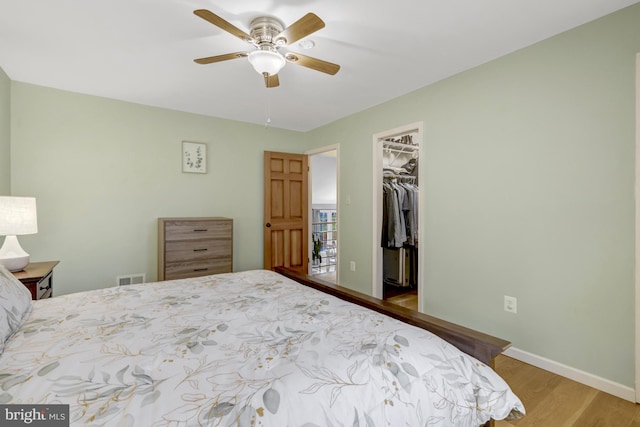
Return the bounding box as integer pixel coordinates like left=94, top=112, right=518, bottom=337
left=158, top=217, right=233, bottom=281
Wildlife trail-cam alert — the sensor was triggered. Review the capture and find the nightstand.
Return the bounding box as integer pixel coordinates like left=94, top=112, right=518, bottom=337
left=12, top=261, right=60, bottom=300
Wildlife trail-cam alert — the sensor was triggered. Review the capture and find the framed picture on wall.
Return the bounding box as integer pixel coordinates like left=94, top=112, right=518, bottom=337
left=182, top=141, right=207, bottom=174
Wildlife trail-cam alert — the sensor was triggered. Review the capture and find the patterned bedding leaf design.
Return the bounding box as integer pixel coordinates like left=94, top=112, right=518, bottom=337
left=0, top=270, right=524, bottom=426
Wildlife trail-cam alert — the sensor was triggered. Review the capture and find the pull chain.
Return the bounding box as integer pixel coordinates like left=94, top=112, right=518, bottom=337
left=265, top=90, right=272, bottom=128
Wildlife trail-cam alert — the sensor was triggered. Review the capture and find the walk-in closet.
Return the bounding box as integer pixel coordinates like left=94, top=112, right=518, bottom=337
left=381, top=132, right=419, bottom=300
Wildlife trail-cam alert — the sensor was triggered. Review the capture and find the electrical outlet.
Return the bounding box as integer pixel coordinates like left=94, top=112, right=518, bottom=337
left=504, top=295, right=517, bottom=314
left=350, top=261, right=356, bottom=271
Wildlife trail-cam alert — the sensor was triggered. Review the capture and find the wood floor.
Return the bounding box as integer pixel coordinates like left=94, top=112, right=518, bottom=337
left=494, top=355, right=640, bottom=426
left=386, top=292, right=640, bottom=426
left=386, top=289, right=418, bottom=310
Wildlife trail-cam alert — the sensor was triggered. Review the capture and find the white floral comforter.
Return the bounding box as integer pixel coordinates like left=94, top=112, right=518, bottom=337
left=0, top=270, right=524, bottom=426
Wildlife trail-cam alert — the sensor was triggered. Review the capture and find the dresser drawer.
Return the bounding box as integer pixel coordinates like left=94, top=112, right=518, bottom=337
left=165, top=240, right=232, bottom=262
left=164, top=220, right=232, bottom=241
left=165, top=258, right=232, bottom=280
left=37, top=278, right=53, bottom=299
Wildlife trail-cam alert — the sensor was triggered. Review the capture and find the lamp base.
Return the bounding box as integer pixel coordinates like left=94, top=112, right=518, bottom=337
left=0, top=235, right=30, bottom=272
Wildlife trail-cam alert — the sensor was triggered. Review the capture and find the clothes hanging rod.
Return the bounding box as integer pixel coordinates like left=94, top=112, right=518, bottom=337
left=383, top=175, right=417, bottom=180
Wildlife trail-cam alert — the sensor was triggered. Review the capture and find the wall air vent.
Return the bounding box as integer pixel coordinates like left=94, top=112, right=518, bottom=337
left=117, top=273, right=145, bottom=286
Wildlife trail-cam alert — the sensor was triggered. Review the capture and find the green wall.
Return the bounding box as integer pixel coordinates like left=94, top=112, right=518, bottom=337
left=10, top=83, right=307, bottom=295
left=307, top=4, right=640, bottom=387
left=0, top=67, right=9, bottom=194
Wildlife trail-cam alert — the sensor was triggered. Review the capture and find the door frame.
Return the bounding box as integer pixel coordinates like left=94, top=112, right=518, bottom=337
left=372, top=122, right=425, bottom=312
left=634, top=52, right=639, bottom=402
left=306, top=144, right=340, bottom=283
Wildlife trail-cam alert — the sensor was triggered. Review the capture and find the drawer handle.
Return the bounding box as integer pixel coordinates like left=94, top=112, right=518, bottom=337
left=39, top=284, right=51, bottom=291
left=193, top=248, right=208, bottom=252
left=193, top=229, right=208, bottom=232
left=193, top=268, right=208, bottom=272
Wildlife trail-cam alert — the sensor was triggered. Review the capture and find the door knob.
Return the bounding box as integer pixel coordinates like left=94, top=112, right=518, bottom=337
left=266, top=223, right=271, bottom=228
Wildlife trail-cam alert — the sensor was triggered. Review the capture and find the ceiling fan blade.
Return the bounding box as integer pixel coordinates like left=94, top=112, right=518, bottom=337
left=194, top=9, right=252, bottom=43
left=274, top=13, right=325, bottom=46
left=284, top=52, right=340, bottom=75
left=264, top=73, right=280, bottom=88
left=194, top=52, right=247, bottom=65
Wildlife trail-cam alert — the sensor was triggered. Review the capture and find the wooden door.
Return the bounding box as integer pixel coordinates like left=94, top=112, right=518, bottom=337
left=264, top=151, right=308, bottom=273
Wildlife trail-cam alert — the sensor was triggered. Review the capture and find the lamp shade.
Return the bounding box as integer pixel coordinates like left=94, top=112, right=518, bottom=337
left=0, top=196, right=38, bottom=236
left=247, top=50, right=286, bottom=76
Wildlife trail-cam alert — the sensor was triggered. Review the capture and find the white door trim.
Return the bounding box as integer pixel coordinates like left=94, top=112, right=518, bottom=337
left=306, top=144, right=340, bottom=284
left=372, top=122, right=425, bottom=312
left=634, top=52, right=640, bottom=403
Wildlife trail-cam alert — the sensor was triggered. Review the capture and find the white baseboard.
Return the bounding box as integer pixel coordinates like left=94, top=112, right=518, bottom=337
left=503, top=347, right=636, bottom=403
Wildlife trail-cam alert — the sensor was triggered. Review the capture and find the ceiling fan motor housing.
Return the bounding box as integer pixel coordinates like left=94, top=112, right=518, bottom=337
left=249, top=16, right=286, bottom=48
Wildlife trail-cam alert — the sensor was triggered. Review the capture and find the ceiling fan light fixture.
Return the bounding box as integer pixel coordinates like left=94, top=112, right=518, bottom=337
left=248, top=50, right=286, bottom=76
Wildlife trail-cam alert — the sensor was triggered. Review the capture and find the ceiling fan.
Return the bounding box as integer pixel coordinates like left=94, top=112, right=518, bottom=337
left=193, top=9, right=340, bottom=88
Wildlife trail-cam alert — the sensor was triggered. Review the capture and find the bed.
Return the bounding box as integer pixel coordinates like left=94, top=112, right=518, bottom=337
left=0, top=265, right=524, bottom=426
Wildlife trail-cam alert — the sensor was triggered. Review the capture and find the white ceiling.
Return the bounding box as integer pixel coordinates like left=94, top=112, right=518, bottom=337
left=1, top=0, right=638, bottom=132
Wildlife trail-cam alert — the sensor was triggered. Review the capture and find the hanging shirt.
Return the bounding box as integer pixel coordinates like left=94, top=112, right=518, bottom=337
left=382, top=182, right=409, bottom=248
left=401, top=183, right=418, bottom=247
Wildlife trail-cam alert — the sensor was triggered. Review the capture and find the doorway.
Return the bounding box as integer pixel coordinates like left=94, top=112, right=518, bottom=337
left=372, top=123, right=424, bottom=312
left=308, top=145, right=339, bottom=284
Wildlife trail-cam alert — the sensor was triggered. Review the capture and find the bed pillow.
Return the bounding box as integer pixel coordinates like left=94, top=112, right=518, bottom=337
left=0, top=264, right=33, bottom=354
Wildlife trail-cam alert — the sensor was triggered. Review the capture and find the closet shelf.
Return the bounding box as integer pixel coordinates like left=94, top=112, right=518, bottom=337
left=383, top=140, right=419, bottom=152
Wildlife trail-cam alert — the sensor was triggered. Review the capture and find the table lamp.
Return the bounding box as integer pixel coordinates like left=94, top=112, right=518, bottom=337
left=0, top=196, right=38, bottom=272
